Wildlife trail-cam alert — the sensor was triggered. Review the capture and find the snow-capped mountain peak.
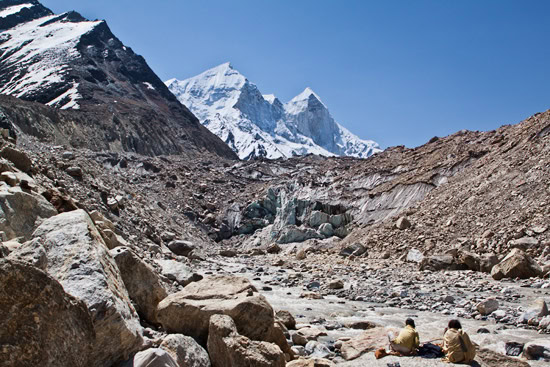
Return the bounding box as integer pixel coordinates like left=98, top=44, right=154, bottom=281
left=166, top=63, right=381, bottom=160
left=290, top=87, right=323, bottom=104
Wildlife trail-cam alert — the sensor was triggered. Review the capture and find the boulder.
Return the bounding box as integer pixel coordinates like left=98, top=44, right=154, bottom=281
left=207, top=314, right=285, bottom=367
left=476, top=297, right=499, bottom=315
left=491, top=249, right=543, bottom=280
left=509, top=236, right=539, bottom=250
left=166, top=240, right=196, bottom=257
left=406, top=248, right=424, bottom=263
left=539, top=315, right=550, bottom=331
left=89, top=210, right=116, bottom=232
left=219, top=249, right=237, bottom=257
left=456, top=250, right=481, bottom=271
left=276, top=310, right=296, bottom=330
left=304, top=342, right=332, bottom=359
left=266, top=243, right=281, bottom=254
left=291, top=328, right=327, bottom=346
left=480, top=253, right=499, bottom=273
left=13, top=210, right=143, bottom=366
left=300, top=291, right=323, bottom=300
left=160, top=334, right=211, bottom=367
left=395, top=216, right=411, bottom=230
left=66, top=166, right=83, bottom=178
left=517, top=298, right=549, bottom=324
left=123, top=348, right=179, bottom=367
left=345, top=321, right=378, bottom=330
left=0, top=259, right=95, bottom=367
left=0, top=171, right=17, bottom=186
left=505, top=342, right=524, bottom=356
left=419, top=254, right=465, bottom=271
left=101, top=228, right=124, bottom=250
left=156, top=275, right=282, bottom=349
left=0, top=146, right=32, bottom=172
left=523, top=341, right=550, bottom=360
left=155, top=259, right=203, bottom=286
left=110, top=247, right=168, bottom=324
left=328, top=279, right=344, bottom=290
left=339, top=243, right=366, bottom=257
left=340, top=327, right=397, bottom=361
left=41, top=187, right=79, bottom=213
left=0, top=186, right=57, bottom=241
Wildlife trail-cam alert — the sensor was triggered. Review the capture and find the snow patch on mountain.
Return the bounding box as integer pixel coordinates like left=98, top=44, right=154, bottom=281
left=0, top=3, right=35, bottom=18
left=45, top=81, right=80, bottom=109
left=166, top=63, right=381, bottom=160
left=0, top=12, right=101, bottom=106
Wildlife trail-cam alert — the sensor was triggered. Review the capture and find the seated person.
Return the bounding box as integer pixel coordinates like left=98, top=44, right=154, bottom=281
left=389, top=318, right=420, bottom=355
left=442, top=319, right=476, bottom=363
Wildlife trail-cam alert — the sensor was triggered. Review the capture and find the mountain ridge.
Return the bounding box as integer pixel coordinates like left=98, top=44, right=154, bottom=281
left=0, top=0, right=237, bottom=158
left=166, top=62, right=381, bottom=160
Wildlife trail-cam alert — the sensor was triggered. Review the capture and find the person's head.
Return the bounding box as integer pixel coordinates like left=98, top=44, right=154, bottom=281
left=448, top=319, right=462, bottom=330
left=405, top=318, right=416, bottom=329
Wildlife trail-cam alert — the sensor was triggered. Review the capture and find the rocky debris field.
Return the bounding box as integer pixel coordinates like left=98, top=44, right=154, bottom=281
left=0, top=102, right=549, bottom=366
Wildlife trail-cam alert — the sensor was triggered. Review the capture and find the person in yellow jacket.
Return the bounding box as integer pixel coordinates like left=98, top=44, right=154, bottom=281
left=389, top=318, right=420, bottom=355
left=442, top=319, right=476, bottom=363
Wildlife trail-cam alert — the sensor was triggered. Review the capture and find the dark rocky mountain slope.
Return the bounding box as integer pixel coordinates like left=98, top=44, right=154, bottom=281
left=0, top=0, right=237, bottom=158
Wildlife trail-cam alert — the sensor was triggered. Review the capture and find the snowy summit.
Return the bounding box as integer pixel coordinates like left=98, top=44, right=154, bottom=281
left=166, top=63, right=381, bottom=160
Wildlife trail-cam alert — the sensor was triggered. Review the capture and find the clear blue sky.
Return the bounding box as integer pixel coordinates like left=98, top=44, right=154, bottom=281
left=42, top=0, right=550, bottom=148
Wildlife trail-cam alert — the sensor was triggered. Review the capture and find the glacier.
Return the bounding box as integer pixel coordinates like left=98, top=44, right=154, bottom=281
left=166, top=62, right=381, bottom=160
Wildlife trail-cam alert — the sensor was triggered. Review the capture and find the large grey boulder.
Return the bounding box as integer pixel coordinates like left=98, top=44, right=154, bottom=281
left=0, top=146, right=32, bottom=172
left=166, top=240, right=196, bottom=257
left=156, top=275, right=289, bottom=355
left=419, top=254, right=466, bottom=271
left=406, top=248, right=424, bottom=263
left=491, top=249, right=543, bottom=280
left=0, top=259, right=95, bottom=367
left=110, top=247, right=168, bottom=324
left=160, top=334, right=211, bottom=367
left=476, top=297, right=499, bottom=315
left=518, top=298, right=549, bottom=324
left=13, top=210, right=143, bottom=366
left=155, top=259, right=203, bottom=286
left=0, top=186, right=57, bottom=240
left=207, top=314, right=285, bottom=367
left=339, top=243, right=366, bottom=257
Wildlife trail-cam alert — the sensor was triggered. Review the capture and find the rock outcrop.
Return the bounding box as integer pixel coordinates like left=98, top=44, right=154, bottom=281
left=159, top=334, right=211, bottom=367
left=110, top=246, right=168, bottom=324
left=156, top=275, right=288, bottom=355
left=11, top=210, right=143, bottom=366
left=0, top=185, right=57, bottom=240
left=491, top=249, right=543, bottom=280
left=0, top=258, right=95, bottom=367
left=207, top=314, right=286, bottom=367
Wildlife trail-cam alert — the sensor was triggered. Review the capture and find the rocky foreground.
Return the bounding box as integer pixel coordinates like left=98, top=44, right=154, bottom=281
left=1, top=107, right=550, bottom=366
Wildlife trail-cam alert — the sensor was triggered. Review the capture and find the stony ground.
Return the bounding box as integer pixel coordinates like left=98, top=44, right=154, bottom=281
left=2, top=105, right=550, bottom=366
left=203, top=252, right=550, bottom=365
